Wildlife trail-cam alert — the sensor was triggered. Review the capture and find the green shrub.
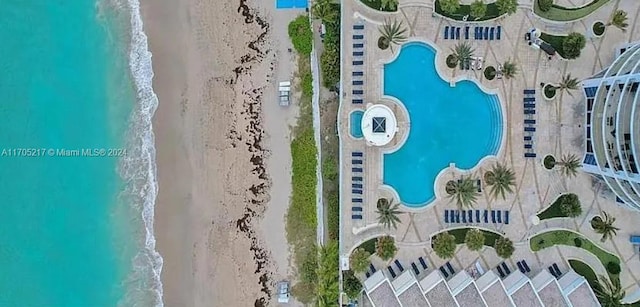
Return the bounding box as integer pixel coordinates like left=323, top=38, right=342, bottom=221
left=343, top=270, right=363, bottom=299
left=607, top=261, right=621, bottom=274
left=326, top=192, right=339, bottom=240
left=316, top=241, right=340, bottom=305
left=538, top=0, right=553, bottom=11
left=495, top=237, right=515, bottom=258
left=544, top=155, right=556, bottom=169
left=433, top=232, right=457, bottom=259
left=320, top=47, right=340, bottom=88
left=562, top=32, right=586, bottom=59
left=574, top=238, right=583, bottom=247
left=465, top=228, right=486, bottom=251
left=559, top=193, right=582, bottom=217
left=484, top=66, right=496, bottom=80
left=376, top=236, right=397, bottom=260
left=288, top=16, right=313, bottom=56
left=349, top=248, right=371, bottom=273
left=359, top=238, right=377, bottom=254
left=470, top=0, right=488, bottom=19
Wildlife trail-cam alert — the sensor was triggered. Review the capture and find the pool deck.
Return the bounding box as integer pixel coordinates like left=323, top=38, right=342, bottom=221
left=338, top=0, right=640, bottom=300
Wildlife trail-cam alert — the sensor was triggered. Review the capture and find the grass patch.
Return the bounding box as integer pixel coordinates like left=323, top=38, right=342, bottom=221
left=530, top=230, right=620, bottom=283
left=539, top=33, right=568, bottom=58
left=358, top=0, right=397, bottom=12
left=534, top=0, right=611, bottom=21
left=537, top=193, right=576, bottom=220
left=443, top=227, right=502, bottom=247
left=434, top=0, right=503, bottom=22
left=286, top=16, right=319, bottom=304
left=569, top=259, right=601, bottom=292
left=356, top=237, right=378, bottom=254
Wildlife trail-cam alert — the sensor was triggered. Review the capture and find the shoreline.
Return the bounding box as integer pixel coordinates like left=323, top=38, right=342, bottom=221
left=141, top=0, right=301, bottom=305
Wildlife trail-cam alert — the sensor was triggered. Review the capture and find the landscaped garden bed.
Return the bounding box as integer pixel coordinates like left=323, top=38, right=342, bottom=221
left=534, top=0, right=611, bottom=22
left=536, top=193, right=581, bottom=220
left=568, top=259, right=601, bottom=292
left=484, top=66, right=496, bottom=80
left=543, top=154, right=556, bottom=169
left=434, top=0, right=503, bottom=22
left=540, top=32, right=586, bottom=59
left=439, top=227, right=501, bottom=247
left=530, top=229, right=620, bottom=282
left=543, top=83, right=557, bottom=100
left=592, top=21, right=605, bottom=37
left=359, top=0, right=397, bottom=12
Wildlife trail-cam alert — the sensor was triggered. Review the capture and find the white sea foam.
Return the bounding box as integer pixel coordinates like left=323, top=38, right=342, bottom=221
left=117, top=0, right=164, bottom=305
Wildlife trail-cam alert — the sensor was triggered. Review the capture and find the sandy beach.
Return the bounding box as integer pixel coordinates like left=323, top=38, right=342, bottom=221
left=141, top=0, right=301, bottom=305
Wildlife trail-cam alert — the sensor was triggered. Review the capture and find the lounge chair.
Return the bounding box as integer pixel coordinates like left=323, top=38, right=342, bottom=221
left=505, top=211, right=510, bottom=224
left=490, top=27, right=495, bottom=40
left=352, top=183, right=363, bottom=189
left=370, top=263, right=376, bottom=273
left=352, top=198, right=362, bottom=203
left=353, top=43, right=364, bottom=49
left=497, top=211, right=502, bottom=223
left=352, top=90, right=363, bottom=95
left=497, top=26, right=501, bottom=40
left=419, top=257, right=428, bottom=269
left=352, top=61, right=363, bottom=66
left=524, top=136, right=532, bottom=141
left=476, top=210, right=481, bottom=223
left=388, top=266, right=397, bottom=278
left=524, top=103, right=535, bottom=109
left=352, top=80, right=363, bottom=86
left=352, top=167, right=363, bottom=172
left=352, top=152, right=363, bottom=157
left=353, top=51, right=364, bottom=57
left=465, top=26, right=469, bottom=39
left=477, top=179, right=482, bottom=192
left=352, top=207, right=362, bottom=212
left=524, top=97, right=535, bottom=102
left=524, top=144, right=532, bottom=149
left=497, top=265, right=505, bottom=278
left=353, top=35, right=363, bottom=40
left=352, top=214, right=362, bottom=219
left=522, top=260, right=530, bottom=272
left=352, top=176, right=362, bottom=181
left=524, top=89, right=535, bottom=95
left=352, top=159, right=362, bottom=164
left=411, top=262, right=420, bottom=275
left=353, top=24, right=364, bottom=30
left=476, top=27, right=482, bottom=40
left=365, top=271, right=370, bottom=278
left=483, top=210, right=489, bottom=223
left=439, top=266, right=449, bottom=278
left=456, top=27, right=460, bottom=40
left=352, top=71, right=363, bottom=76
left=552, top=263, right=561, bottom=276
left=524, top=119, right=536, bottom=124
left=444, top=26, right=449, bottom=39
left=352, top=189, right=362, bottom=195
left=352, top=99, right=363, bottom=104
left=450, top=27, right=456, bottom=39
left=517, top=261, right=525, bottom=273
left=446, top=262, right=455, bottom=275
left=444, top=210, right=450, bottom=223
left=549, top=266, right=557, bottom=277
left=484, top=27, right=489, bottom=40
left=524, top=109, right=536, bottom=115
left=394, top=260, right=404, bottom=272
left=491, top=210, right=496, bottom=223
left=501, top=262, right=511, bottom=275
left=455, top=211, right=461, bottom=223
left=524, top=153, right=537, bottom=158
left=468, top=210, right=473, bottom=222
left=524, top=127, right=535, bottom=132
left=462, top=210, right=467, bottom=223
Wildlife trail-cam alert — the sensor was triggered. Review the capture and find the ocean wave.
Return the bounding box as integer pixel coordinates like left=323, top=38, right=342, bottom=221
left=116, top=0, right=164, bottom=305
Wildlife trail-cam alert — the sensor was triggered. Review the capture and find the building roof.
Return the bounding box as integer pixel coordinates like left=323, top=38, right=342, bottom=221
left=397, top=283, right=430, bottom=307
left=455, top=282, right=487, bottom=307
left=482, top=281, right=515, bottom=307
left=567, top=283, right=600, bottom=307
left=367, top=280, right=401, bottom=307
left=424, top=281, right=459, bottom=307
left=537, top=282, right=570, bottom=307
left=511, top=282, right=543, bottom=307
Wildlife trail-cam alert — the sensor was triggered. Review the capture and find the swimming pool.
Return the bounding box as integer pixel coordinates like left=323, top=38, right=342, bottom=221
left=350, top=111, right=364, bottom=138
left=383, top=42, right=502, bottom=207
left=275, top=0, right=308, bottom=9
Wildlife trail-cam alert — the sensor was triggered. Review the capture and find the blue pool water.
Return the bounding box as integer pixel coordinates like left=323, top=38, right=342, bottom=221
left=350, top=111, right=364, bottom=138
left=276, top=0, right=308, bottom=9
left=0, top=1, right=162, bottom=306
left=383, top=42, right=502, bottom=207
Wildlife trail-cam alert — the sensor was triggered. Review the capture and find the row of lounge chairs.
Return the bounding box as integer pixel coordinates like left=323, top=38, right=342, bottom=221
left=439, top=262, right=455, bottom=278
left=365, top=263, right=377, bottom=278
left=387, top=259, right=405, bottom=278
left=352, top=24, right=365, bottom=104
left=496, top=262, right=511, bottom=278
left=443, top=25, right=502, bottom=40
left=411, top=256, right=429, bottom=276
left=549, top=263, right=563, bottom=278
left=523, top=89, right=537, bottom=158
left=517, top=260, right=531, bottom=274
left=444, top=209, right=510, bottom=224
left=352, top=151, right=364, bottom=220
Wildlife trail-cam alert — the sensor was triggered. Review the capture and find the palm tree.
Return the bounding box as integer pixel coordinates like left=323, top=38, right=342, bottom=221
left=470, top=0, right=487, bottom=20
left=501, top=60, right=518, bottom=79
left=595, top=275, right=625, bottom=307
left=378, top=19, right=408, bottom=53
left=592, top=211, right=620, bottom=243
left=311, top=0, right=337, bottom=24
left=496, top=0, right=518, bottom=16
left=554, top=73, right=580, bottom=97
left=451, top=42, right=475, bottom=70
left=558, top=153, right=581, bottom=178
left=439, top=0, right=461, bottom=15
left=376, top=198, right=402, bottom=229
left=608, top=10, right=629, bottom=33
left=381, top=0, right=399, bottom=11
left=447, top=176, right=480, bottom=209
left=485, top=163, right=516, bottom=200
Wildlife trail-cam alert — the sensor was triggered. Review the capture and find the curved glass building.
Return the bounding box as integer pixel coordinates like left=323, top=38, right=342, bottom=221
left=582, top=43, right=640, bottom=210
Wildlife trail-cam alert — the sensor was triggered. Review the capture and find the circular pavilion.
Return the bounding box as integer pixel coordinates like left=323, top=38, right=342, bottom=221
left=361, top=104, right=398, bottom=146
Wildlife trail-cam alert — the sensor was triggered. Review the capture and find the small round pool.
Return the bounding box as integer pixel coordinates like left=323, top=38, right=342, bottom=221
left=350, top=111, right=364, bottom=138
left=383, top=42, right=503, bottom=207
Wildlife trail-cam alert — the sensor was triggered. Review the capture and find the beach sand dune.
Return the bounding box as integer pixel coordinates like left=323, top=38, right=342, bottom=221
left=141, top=0, right=297, bottom=305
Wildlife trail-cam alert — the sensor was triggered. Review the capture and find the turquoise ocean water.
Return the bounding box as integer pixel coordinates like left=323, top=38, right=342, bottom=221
left=0, top=1, right=162, bottom=306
